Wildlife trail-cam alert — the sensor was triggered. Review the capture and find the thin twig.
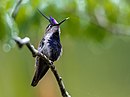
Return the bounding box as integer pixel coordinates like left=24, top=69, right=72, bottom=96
left=11, top=0, right=22, bottom=19
left=14, top=37, right=71, bottom=97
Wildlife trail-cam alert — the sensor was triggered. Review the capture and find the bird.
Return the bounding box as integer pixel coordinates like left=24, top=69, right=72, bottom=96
left=31, top=9, right=69, bottom=87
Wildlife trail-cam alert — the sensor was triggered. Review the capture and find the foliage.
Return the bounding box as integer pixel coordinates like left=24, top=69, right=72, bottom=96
left=1, top=0, right=130, bottom=46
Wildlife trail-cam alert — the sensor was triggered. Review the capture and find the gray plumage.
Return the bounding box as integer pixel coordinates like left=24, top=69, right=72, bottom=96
left=31, top=10, right=68, bottom=87
left=31, top=19, right=62, bottom=87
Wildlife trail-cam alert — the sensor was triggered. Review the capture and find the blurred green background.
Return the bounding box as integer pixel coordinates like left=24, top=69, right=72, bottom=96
left=0, top=0, right=130, bottom=97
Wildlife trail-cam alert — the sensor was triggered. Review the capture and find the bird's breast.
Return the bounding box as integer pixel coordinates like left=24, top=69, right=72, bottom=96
left=42, top=35, right=62, bottom=62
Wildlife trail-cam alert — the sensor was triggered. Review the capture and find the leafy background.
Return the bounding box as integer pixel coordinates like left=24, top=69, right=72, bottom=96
left=0, top=0, right=130, bottom=97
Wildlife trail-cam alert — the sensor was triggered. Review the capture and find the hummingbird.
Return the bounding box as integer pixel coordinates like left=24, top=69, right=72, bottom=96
left=31, top=9, right=69, bottom=87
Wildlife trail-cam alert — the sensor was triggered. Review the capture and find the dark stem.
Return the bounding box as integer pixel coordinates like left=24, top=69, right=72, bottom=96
left=51, top=64, right=68, bottom=97
left=11, top=0, right=22, bottom=19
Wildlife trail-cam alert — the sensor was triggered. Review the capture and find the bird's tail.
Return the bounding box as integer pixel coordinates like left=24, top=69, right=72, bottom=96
left=31, top=59, right=49, bottom=87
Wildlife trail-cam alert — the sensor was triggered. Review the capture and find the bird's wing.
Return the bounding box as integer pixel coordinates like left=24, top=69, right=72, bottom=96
left=31, top=57, right=49, bottom=87
left=31, top=39, right=49, bottom=87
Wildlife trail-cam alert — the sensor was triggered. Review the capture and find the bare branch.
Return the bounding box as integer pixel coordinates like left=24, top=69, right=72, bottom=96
left=14, top=36, right=71, bottom=97
left=11, top=0, right=22, bottom=19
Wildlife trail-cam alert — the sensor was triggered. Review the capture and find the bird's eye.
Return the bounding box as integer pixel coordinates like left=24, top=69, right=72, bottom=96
left=46, top=24, right=52, bottom=30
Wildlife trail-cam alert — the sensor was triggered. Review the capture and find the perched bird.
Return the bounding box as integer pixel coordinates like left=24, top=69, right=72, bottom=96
left=31, top=9, right=69, bottom=87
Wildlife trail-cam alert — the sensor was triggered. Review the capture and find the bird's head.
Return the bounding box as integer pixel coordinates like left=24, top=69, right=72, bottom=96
left=37, top=9, right=69, bottom=33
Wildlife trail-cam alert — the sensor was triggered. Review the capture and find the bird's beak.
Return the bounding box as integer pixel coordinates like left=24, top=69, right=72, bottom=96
left=58, top=17, right=69, bottom=25
left=37, top=8, right=50, bottom=21
left=37, top=8, right=69, bottom=26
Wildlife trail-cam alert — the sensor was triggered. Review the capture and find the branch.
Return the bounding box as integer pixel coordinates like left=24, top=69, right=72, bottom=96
left=11, top=0, right=22, bottom=19
left=14, top=37, right=71, bottom=97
